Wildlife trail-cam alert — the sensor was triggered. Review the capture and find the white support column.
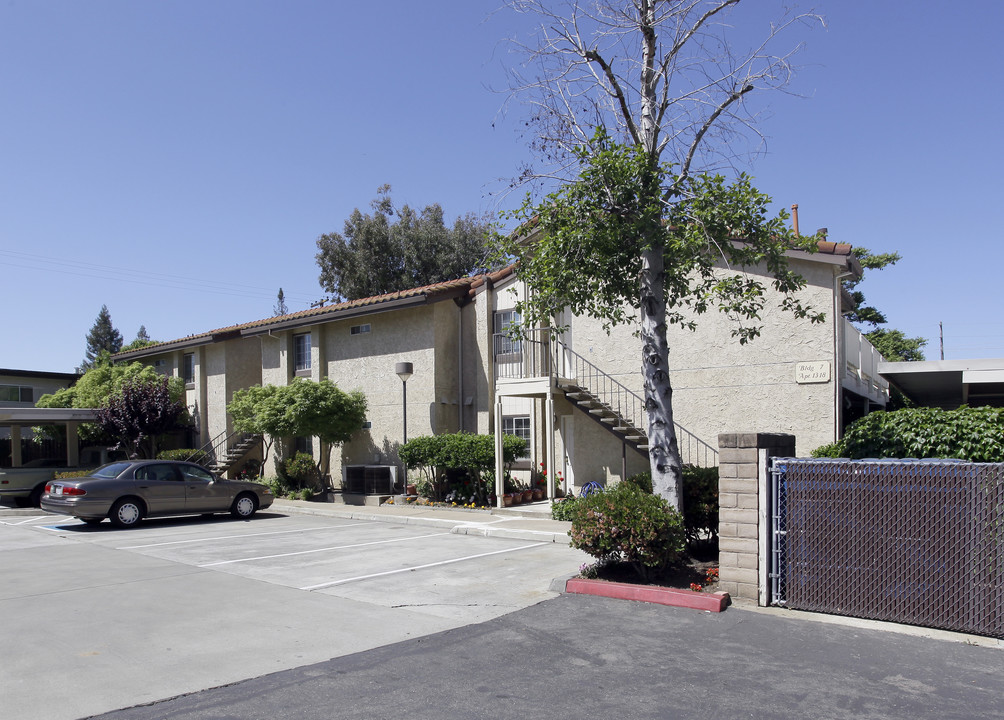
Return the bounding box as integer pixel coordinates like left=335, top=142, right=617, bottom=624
left=546, top=391, right=555, bottom=499
left=65, top=422, right=80, bottom=466
left=11, top=425, right=23, bottom=467
left=494, top=397, right=504, bottom=507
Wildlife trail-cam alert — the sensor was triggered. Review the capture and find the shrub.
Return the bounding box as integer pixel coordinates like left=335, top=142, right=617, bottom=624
left=550, top=493, right=580, bottom=521
left=839, top=407, right=1004, bottom=461
left=623, top=471, right=653, bottom=494
left=810, top=442, right=846, bottom=458
left=280, top=452, right=321, bottom=490
left=681, top=465, right=719, bottom=544
left=54, top=470, right=91, bottom=479
left=157, top=448, right=212, bottom=466
left=398, top=432, right=527, bottom=504
left=567, top=481, right=686, bottom=582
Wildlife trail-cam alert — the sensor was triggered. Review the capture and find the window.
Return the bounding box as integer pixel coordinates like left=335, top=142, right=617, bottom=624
left=153, top=359, right=167, bottom=375
left=502, top=415, right=532, bottom=460
left=294, top=333, right=312, bottom=373
left=494, top=310, right=522, bottom=356
left=183, top=353, right=195, bottom=386
left=294, top=436, right=313, bottom=456
left=0, top=385, right=32, bottom=403
left=350, top=324, right=371, bottom=335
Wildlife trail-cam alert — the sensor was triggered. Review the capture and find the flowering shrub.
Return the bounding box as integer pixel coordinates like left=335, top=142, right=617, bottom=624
left=550, top=493, right=580, bottom=521
left=567, top=481, right=686, bottom=581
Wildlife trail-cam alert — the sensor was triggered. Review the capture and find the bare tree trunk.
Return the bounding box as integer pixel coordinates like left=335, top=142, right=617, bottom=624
left=640, top=243, right=683, bottom=510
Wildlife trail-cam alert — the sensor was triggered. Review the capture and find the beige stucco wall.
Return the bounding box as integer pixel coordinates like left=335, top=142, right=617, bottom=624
left=565, top=257, right=840, bottom=458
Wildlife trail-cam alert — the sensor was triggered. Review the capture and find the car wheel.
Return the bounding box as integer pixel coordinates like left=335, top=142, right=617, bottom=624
left=230, top=493, right=257, bottom=519
left=110, top=498, right=144, bottom=528
left=29, top=483, right=45, bottom=508
left=81, top=518, right=103, bottom=526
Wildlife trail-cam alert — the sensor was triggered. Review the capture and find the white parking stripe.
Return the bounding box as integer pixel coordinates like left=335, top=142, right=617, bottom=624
left=300, top=542, right=547, bottom=591
left=117, top=523, right=372, bottom=550
left=198, top=532, right=452, bottom=567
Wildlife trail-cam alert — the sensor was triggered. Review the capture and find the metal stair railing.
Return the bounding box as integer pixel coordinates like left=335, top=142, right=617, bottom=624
left=185, top=428, right=260, bottom=472
left=552, top=338, right=719, bottom=467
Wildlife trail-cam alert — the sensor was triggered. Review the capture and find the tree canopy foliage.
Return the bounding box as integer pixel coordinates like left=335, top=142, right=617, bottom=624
left=120, top=325, right=156, bottom=353
left=94, top=376, right=188, bottom=459
left=315, top=185, right=492, bottom=301
left=80, top=305, right=123, bottom=371
left=37, top=359, right=185, bottom=446
left=843, top=247, right=927, bottom=362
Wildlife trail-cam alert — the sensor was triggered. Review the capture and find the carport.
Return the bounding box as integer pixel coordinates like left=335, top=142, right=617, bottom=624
left=0, top=407, right=99, bottom=467
left=879, top=358, right=1004, bottom=408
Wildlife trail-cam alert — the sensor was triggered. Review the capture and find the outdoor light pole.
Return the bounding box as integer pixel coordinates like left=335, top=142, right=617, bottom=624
left=395, top=361, right=413, bottom=495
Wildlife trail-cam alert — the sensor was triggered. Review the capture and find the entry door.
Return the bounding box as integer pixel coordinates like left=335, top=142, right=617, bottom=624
left=559, top=415, right=575, bottom=491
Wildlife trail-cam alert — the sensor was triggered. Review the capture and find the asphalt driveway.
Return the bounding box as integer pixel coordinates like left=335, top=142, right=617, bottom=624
left=1, top=507, right=589, bottom=720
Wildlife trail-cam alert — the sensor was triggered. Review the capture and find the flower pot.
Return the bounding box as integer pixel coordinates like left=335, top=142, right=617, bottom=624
left=522, top=490, right=534, bottom=503
left=532, top=488, right=544, bottom=501
left=406, top=484, right=417, bottom=496
left=502, top=494, right=513, bottom=507
left=511, top=492, right=522, bottom=505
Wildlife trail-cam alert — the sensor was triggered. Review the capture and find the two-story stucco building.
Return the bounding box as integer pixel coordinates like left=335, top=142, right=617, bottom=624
left=115, top=237, right=887, bottom=502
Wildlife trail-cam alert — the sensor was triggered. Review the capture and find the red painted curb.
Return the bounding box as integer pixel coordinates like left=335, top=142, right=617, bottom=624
left=566, top=577, right=730, bottom=612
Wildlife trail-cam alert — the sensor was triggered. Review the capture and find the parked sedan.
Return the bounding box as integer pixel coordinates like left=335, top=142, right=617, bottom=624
left=40, top=460, right=274, bottom=528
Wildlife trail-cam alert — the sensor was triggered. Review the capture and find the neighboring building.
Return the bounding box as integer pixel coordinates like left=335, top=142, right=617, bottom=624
left=0, top=369, right=79, bottom=440
left=879, top=358, right=1004, bottom=409
left=115, top=237, right=887, bottom=499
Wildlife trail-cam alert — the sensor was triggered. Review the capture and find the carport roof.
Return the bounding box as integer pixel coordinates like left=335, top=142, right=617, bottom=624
left=0, top=408, right=99, bottom=426
left=878, top=358, right=1004, bottom=408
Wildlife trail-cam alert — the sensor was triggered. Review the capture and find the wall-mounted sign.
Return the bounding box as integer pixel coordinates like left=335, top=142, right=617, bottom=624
left=795, top=361, right=831, bottom=384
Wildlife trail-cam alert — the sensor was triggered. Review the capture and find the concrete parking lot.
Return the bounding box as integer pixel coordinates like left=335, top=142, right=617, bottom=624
left=1, top=505, right=590, bottom=720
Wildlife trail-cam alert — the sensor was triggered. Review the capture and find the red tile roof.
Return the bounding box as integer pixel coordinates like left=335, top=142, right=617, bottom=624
left=114, top=266, right=516, bottom=359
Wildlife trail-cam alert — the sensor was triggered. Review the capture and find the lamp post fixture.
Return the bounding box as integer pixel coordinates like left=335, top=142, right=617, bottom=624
left=395, top=361, right=413, bottom=496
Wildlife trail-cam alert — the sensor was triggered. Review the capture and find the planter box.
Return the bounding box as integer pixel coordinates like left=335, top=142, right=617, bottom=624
left=566, top=578, right=730, bottom=612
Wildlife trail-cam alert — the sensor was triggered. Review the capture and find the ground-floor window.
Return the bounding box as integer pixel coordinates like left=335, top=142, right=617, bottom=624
left=502, top=415, right=532, bottom=460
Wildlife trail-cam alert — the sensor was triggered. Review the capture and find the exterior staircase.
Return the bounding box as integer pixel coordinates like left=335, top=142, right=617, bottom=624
left=188, top=430, right=261, bottom=476
left=553, top=339, right=718, bottom=467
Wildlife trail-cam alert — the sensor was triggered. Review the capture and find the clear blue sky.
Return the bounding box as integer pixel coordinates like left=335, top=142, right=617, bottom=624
left=3, top=1, right=1001, bottom=373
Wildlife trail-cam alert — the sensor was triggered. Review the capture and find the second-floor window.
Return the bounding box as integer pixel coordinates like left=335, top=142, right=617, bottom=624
left=183, top=353, right=195, bottom=386
left=294, top=333, right=312, bottom=373
left=0, top=385, right=32, bottom=403
left=494, top=310, right=522, bottom=356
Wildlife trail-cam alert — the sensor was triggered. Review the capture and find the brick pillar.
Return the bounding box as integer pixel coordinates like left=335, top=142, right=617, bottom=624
left=717, top=432, right=795, bottom=604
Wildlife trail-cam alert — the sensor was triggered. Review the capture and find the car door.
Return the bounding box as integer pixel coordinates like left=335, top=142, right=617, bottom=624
left=179, top=463, right=232, bottom=512
left=132, top=463, right=186, bottom=514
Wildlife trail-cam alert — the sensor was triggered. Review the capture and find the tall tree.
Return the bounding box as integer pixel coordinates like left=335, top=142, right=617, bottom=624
left=315, top=185, right=492, bottom=301
left=500, top=0, right=823, bottom=509
left=273, top=288, right=289, bottom=316
left=81, top=305, right=123, bottom=371
left=843, top=247, right=927, bottom=361
left=120, top=325, right=156, bottom=353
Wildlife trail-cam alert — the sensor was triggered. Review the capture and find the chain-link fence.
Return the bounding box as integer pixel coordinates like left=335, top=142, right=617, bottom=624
left=771, top=458, right=1004, bottom=639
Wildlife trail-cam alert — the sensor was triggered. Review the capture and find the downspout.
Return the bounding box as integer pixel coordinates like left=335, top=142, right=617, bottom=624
left=458, top=304, right=464, bottom=432
left=833, top=266, right=855, bottom=443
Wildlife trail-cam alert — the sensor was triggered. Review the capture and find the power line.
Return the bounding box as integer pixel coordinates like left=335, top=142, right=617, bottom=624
left=0, top=249, right=319, bottom=305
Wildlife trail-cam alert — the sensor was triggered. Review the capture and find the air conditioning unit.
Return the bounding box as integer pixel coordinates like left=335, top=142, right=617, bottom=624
left=342, top=465, right=399, bottom=495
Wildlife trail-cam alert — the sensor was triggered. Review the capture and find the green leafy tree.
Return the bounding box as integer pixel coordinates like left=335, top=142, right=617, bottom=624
left=80, top=305, right=123, bottom=371
left=843, top=248, right=927, bottom=361
left=227, top=384, right=283, bottom=475
left=501, top=1, right=823, bottom=511
left=500, top=132, right=823, bottom=510
left=865, top=328, right=927, bottom=363
left=37, top=358, right=185, bottom=446
left=315, top=185, right=492, bottom=300
left=227, top=379, right=367, bottom=481
left=94, top=376, right=188, bottom=459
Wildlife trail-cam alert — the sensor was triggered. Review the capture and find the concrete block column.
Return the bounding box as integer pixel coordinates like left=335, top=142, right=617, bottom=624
left=717, top=432, right=795, bottom=604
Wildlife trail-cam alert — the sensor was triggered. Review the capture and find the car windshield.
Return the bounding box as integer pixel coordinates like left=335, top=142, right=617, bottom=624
left=92, top=462, right=133, bottom=478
